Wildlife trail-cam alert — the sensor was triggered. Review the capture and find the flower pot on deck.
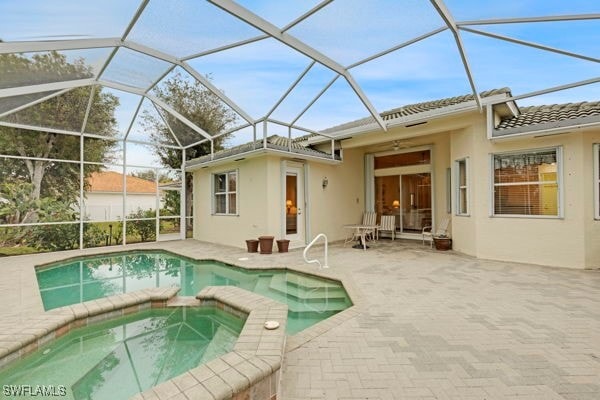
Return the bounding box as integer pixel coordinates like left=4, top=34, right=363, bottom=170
left=433, top=236, right=452, bottom=251
left=276, top=239, right=290, bottom=253
left=258, top=236, right=274, bottom=254
left=245, top=239, right=259, bottom=253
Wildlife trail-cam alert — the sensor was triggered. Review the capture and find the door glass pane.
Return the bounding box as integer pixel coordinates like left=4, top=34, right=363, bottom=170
left=286, top=174, right=297, bottom=234
left=401, top=173, right=431, bottom=233
left=374, top=175, right=400, bottom=231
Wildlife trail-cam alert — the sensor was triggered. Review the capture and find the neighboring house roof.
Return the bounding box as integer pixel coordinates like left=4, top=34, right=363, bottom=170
left=87, top=171, right=156, bottom=194
left=187, top=134, right=340, bottom=167
left=494, top=101, right=600, bottom=136
left=321, top=88, right=512, bottom=136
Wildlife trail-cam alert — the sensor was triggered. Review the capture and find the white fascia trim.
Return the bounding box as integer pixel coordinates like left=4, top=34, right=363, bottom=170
left=318, top=93, right=512, bottom=142
left=491, top=120, right=600, bottom=141
left=186, top=147, right=341, bottom=171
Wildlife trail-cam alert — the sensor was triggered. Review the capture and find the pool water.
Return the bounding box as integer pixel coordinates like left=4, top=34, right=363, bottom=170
left=0, top=307, right=244, bottom=400
left=36, top=251, right=352, bottom=334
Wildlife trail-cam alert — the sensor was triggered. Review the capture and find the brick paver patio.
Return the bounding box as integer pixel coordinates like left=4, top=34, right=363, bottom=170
left=1, top=239, right=599, bottom=399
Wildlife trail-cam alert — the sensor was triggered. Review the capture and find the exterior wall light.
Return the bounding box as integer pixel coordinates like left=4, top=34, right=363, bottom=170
left=322, top=177, right=328, bottom=189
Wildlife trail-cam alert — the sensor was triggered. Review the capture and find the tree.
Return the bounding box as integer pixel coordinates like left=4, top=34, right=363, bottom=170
left=141, top=72, right=238, bottom=220
left=0, top=51, right=119, bottom=224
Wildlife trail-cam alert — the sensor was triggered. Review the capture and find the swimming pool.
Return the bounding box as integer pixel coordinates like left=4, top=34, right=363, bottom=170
left=0, top=307, right=244, bottom=400
left=36, top=250, right=352, bottom=334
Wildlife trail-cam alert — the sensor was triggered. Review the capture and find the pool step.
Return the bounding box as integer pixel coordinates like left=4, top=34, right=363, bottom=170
left=262, top=288, right=351, bottom=313
left=273, top=273, right=341, bottom=290
left=267, top=274, right=347, bottom=301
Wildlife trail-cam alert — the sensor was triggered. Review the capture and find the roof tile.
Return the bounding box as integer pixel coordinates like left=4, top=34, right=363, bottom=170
left=88, top=171, right=157, bottom=194
left=497, top=101, right=600, bottom=130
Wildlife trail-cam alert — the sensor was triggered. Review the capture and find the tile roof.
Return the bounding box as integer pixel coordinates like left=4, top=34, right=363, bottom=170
left=87, top=171, right=157, bottom=194
left=496, top=101, right=600, bottom=131
left=321, top=88, right=512, bottom=134
left=187, top=135, right=340, bottom=166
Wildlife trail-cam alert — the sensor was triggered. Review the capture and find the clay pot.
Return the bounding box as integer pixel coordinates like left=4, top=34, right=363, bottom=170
left=245, top=239, right=259, bottom=253
left=276, top=239, right=290, bottom=253
left=433, top=237, right=452, bottom=251
left=258, top=236, right=274, bottom=254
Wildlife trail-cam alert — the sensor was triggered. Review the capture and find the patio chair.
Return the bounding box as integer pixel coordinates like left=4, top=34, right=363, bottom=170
left=362, top=211, right=378, bottom=241
left=379, top=215, right=396, bottom=240
left=422, top=215, right=451, bottom=247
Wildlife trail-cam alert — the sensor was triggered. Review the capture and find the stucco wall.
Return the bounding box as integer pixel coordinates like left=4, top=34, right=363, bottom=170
left=306, top=148, right=365, bottom=242
left=471, top=131, right=587, bottom=269
left=193, top=157, right=270, bottom=248
left=449, top=123, right=479, bottom=255
left=190, top=116, right=600, bottom=268
left=583, top=130, right=600, bottom=268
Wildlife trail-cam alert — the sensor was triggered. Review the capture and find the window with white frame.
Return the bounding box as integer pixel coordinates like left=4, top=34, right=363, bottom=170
left=492, top=148, right=560, bottom=216
left=594, top=144, right=600, bottom=219
left=213, top=170, right=237, bottom=215
left=455, top=158, right=469, bottom=215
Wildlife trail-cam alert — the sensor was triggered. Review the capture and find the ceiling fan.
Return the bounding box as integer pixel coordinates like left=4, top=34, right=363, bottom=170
left=374, top=140, right=416, bottom=151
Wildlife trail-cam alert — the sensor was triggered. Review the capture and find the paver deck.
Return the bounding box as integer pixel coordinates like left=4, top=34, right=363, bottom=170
left=1, top=239, right=599, bottom=400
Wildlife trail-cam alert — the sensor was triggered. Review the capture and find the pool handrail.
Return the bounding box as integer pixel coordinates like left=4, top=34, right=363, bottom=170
left=303, top=233, right=328, bottom=268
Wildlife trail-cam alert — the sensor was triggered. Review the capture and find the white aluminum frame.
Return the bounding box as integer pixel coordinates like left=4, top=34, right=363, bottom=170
left=0, top=0, right=598, bottom=253
left=594, top=144, right=600, bottom=220
left=489, top=146, right=563, bottom=219
left=454, top=157, right=470, bottom=216
left=211, top=169, right=239, bottom=216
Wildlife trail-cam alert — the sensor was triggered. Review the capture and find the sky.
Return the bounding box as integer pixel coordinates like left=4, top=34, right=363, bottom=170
left=0, top=0, right=599, bottom=161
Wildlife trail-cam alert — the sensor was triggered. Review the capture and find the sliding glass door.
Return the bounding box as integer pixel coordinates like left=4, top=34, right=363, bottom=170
left=372, top=148, right=432, bottom=237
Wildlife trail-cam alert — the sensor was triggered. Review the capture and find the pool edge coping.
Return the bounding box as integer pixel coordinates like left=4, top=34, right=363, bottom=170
left=32, top=246, right=363, bottom=350
left=0, top=286, right=288, bottom=400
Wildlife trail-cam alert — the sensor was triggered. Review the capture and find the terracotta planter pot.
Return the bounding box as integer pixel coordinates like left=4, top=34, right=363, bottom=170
left=433, top=237, right=452, bottom=251
left=245, top=239, right=259, bottom=253
left=258, top=236, right=274, bottom=254
left=276, top=239, right=290, bottom=253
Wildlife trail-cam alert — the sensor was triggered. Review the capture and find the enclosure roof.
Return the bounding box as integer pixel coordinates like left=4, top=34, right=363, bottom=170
left=0, top=1, right=599, bottom=151
left=187, top=134, right=339, bottom=167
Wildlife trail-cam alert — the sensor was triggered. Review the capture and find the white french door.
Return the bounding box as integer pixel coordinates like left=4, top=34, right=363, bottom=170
left=284, top=166, right=305, bottom=245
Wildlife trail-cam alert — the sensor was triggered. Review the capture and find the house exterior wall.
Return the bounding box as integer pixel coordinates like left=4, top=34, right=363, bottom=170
left=190, top=114, right=600, bottom=269
left=583, top=131, right=600, bottom=268
left=193, top=157, right=270, bottom=248
left=468, top=131, right=591, bottom=269
left=449, top=123, right=479, bottom=255
left=306, top=148, right=365, bottom=242
left=83, top=193, right=157, bottom=221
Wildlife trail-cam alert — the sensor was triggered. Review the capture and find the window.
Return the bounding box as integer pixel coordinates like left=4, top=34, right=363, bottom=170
left=213, top=170, right=237, bottom=215
left=492, top=148, right=560, bottom=217
left=374, top=150, right=430, bottom=169
left=594, top=144, right=600, bottom=219
left=455, top=158, right=469, bottom=215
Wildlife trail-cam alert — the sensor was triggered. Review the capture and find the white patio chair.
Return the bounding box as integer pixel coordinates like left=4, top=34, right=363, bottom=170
left=362, top=211, right=378, bottom=241
left=422, top=215, right=451, bottom=247
left=379, top=215, right=396, bottom=240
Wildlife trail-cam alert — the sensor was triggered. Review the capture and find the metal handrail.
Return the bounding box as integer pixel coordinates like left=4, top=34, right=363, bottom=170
left=303, top=233, right=329, bottom=268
